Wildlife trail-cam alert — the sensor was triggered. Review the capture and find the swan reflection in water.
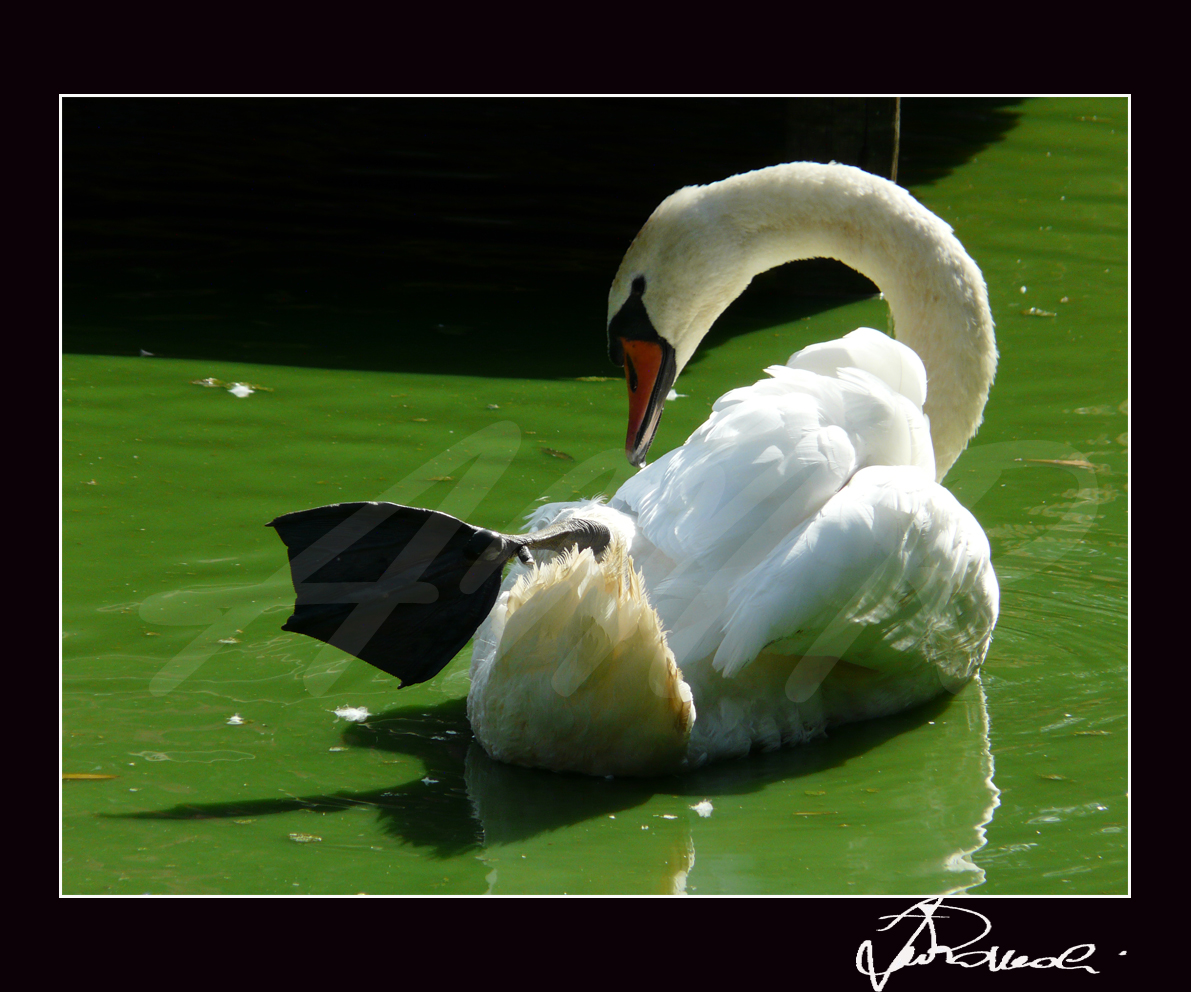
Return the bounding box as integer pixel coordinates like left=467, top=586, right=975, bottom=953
left=117, top=676, right=998, bottom=894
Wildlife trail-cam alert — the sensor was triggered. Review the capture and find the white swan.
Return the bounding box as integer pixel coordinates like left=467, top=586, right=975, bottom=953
left=466, top=162, right=999, bottom=776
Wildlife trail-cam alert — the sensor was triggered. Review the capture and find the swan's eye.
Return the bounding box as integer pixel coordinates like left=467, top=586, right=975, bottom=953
left=631, top=275, right=646, bottom=295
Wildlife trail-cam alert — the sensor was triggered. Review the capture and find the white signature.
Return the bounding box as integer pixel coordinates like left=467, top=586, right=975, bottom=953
left=856, top=897, right=1100, bottom=990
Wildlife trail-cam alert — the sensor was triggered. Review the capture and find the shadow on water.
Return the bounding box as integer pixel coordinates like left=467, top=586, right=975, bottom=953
left=64, top=98, right=1023, bottom=379
left=108, top=691, right=956, bottom=857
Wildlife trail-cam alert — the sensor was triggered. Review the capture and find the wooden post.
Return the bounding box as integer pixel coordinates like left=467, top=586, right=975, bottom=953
left=784, top=97, right=898, bottom=180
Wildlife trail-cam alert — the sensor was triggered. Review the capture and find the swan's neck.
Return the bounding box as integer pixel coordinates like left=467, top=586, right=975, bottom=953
left=634, top=164, right=997, bottom=477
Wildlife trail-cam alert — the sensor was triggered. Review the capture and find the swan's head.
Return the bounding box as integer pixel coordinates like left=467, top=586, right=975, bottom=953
left=606, top=162, right=997, bottom=478
left=607, top=183, right=755, bottom=466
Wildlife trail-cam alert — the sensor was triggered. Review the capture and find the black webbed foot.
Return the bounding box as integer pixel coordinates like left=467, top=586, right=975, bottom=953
left=268, top=502, right=612, bottom=687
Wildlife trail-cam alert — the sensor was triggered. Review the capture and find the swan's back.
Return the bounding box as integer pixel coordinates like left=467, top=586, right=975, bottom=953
left=613, top=328, right=934, bottom=574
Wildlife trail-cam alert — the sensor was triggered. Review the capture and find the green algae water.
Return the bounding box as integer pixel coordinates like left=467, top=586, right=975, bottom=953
left=62, top=97, right=1127, bottom=894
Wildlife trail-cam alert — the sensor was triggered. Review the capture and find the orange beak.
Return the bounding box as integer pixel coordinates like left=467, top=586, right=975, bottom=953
left=621, top=338, right=677, bottom=467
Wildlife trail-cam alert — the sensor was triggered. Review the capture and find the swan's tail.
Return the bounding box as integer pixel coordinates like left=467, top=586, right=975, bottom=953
left=468, top=540, right=695, bottom=777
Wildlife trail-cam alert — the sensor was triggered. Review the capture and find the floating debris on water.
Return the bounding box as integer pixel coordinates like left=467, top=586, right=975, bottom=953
left=690, top=800, right=714, bottom=818
left=191, top=377, right=273, bottom=395
left=486, top=404, right=500, bottom=410
left=1022, top=307, right=1057, bottom=317
left=62, top=773, right=118, bottom=781
left=226, top=714, right=245, bottom=725
left=140, top=349, right=155, bottom=357
left=1022, top=457, right=1095, bottom=470
left=541, top=447, right=574, bottom=461
left=334, top=705, right=371, bottom=723
left=288, top=832, right=322, bottom=843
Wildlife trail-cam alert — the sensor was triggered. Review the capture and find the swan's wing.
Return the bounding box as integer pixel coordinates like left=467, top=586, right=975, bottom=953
left=785, top=326, right=928, bottom=410
left=712, top=465, right=998, bottom=688
left=613, top=365, right=934, bottom=572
